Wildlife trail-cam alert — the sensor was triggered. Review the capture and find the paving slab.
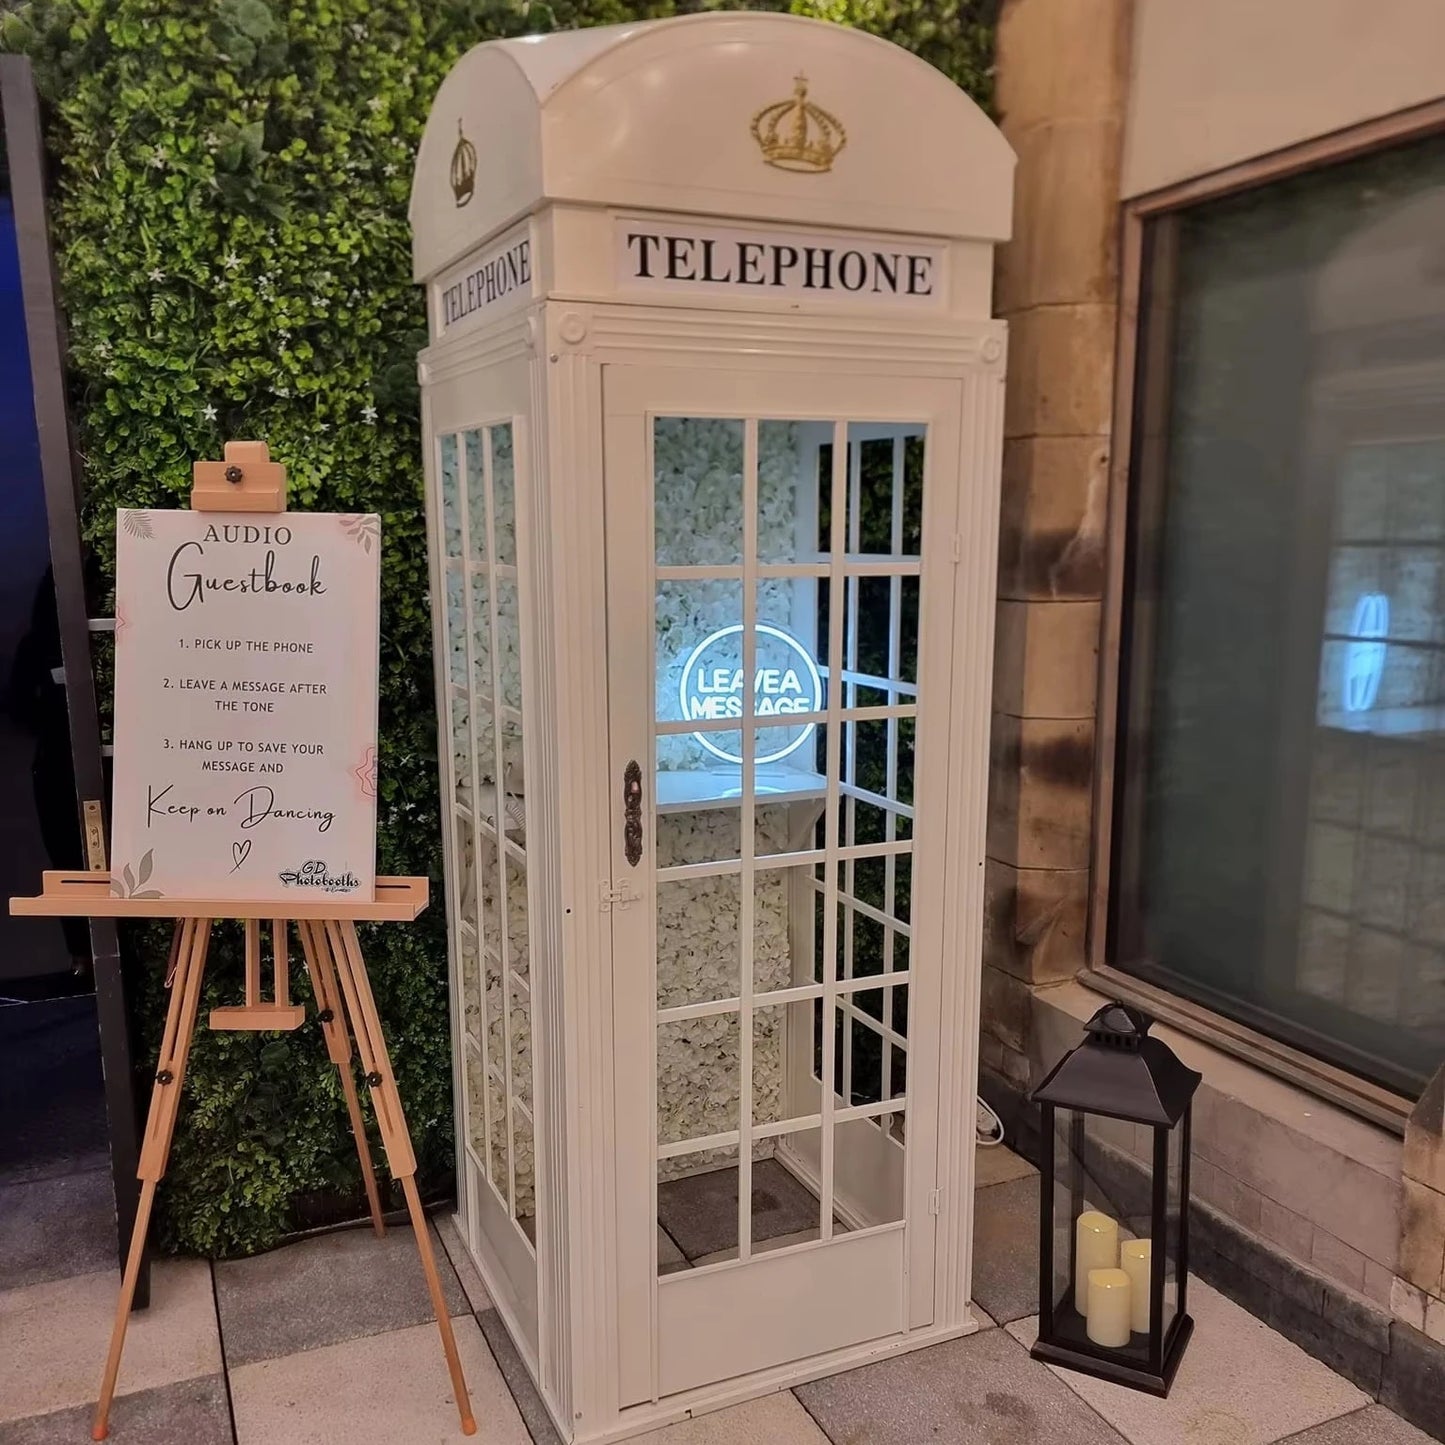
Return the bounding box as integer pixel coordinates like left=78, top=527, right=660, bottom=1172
left=0, top=1374, right=232, bottom=1445
left=658, top=1161, right=819, bottom=1261
left=969, top=1173, right=1039, bottom=1325
left=794, top=1322, right=1127, bottom=1444
left=0, top=1260, right=221, bottom=1423
left=229, top=1316, right=527, bottom=1445
left=435, top=1211, right=495, bottom=1315
left=0, top=1169, right=117, bottom=1290
left=478, top=1309, right=562, bottom=1445
left=0, top=998, right=109, bottom=1187
left=213, top=1220, right=467, bottom=1365
left=976, top=1143, right=1037, bottom=1189
left=658, top=1225, right=689, bottom=1275
left=1005, top=1276, right=1369, bottom=1445
left=1277, top=1404, right=1439, bottom=1444
left=638, top=1391, right=827, bottom=1442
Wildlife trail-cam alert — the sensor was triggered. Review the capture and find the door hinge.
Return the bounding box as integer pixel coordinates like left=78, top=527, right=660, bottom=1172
left=598, top=880, right=640, bottom=913
left=951, top=534, right=962, bottom=565
left=82, top=800, right=108, bottom=872
left=928, top=1188, right=942, bottom=1216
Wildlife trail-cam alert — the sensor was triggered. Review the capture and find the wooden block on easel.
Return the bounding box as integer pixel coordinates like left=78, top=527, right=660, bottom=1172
left=191, top=440, right=287, bottom=512
left=208, top=1003, right=306, bottom=1031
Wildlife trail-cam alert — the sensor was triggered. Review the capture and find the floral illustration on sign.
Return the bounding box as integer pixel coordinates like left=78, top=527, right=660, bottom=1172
left=341, top=513, right=381, bottom=553
left=354, top=746, right=378, bottom=799
left=111, top=848, right=163, bottom=899
left=121, top=510, right=155, bottom=540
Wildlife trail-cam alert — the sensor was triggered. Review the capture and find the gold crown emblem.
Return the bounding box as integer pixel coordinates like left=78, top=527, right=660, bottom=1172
left=750, top=74, right=846, bottom=174
left=450, top=119, right=477, bottom=208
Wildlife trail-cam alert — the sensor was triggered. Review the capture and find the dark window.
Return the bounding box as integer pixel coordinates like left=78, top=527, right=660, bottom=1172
left=1112, top=133, right=1445, bottom=1098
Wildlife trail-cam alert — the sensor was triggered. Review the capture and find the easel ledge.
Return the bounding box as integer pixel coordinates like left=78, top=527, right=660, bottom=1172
left=9, top=873, right=427, bottom=921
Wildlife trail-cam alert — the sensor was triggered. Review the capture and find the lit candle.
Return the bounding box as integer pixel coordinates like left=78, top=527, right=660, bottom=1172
left=1074, top=1210, right=1120, bottom=1307
left=1085, top=1267, right=1132, bottom=1347
left=1120, top=1239, right=1152, bottom=1332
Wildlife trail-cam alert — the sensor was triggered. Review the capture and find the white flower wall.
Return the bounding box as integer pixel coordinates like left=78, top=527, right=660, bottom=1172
left=447, top=416, right=817, bottom=1220
left=651, top=418, right=812, bottom=1173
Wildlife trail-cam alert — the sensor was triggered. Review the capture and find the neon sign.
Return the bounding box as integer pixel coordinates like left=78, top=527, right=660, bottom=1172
left=1343, top=592, right=1388, bottom=713
left=678, top=624, right=823, bottom=765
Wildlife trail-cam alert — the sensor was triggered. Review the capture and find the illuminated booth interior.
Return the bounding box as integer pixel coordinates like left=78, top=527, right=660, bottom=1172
left=411, top=13, right=1013, bottom=1440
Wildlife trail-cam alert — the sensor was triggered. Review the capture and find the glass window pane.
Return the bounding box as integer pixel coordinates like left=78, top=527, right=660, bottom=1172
left=658, top=578, right=743, bottom=773
left=1047, top=1108, right=1156, bottom=1363
left=459, top=918, right=480, bottom=1048
left=444, top=564, right=466, bottom=688
left=491, top=423, right=517, bottom=566
left=658, top=1013, right=739, bottom=1148
left=658, top=1144, right=740, bottom=1269
left=439, top=433, right=461, bottom=557
left=654, top=418, right=744, bottom=567
left=464, top=428, right=488, bottom=562
left=1119, top=136, right=1445, bottom=1093
left=495, top=577, right=522, bottom=714
left=469, top=572, right=491, bottom=698
left=752, top=1130, right=829, bottom=1254
left=657, top=874, right=741, bottom=1009
left=448, top=690, right=471, bottom=813
left=504, top=851, right=529, bottom=980
left=758, top=420, right=834, bottom=564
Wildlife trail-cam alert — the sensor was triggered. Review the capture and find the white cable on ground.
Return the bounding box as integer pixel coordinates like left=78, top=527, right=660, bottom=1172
left=976, top=1097, right=1005, bottom=1147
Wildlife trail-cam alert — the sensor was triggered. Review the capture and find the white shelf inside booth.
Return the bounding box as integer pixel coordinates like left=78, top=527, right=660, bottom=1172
left=655, top=768, right=827, bottom=814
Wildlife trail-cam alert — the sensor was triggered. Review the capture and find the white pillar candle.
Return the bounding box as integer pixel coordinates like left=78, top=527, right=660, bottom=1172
left=1120, top=1239, right=1152, bottom=1332
left=1085, top=1267, right=1133, bottom=1348
left=1074, top=1210, right=1120, bottom=1307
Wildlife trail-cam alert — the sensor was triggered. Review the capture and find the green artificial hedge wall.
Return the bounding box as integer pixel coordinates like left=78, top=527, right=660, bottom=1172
left=1, top=0, right=997, bottom=1258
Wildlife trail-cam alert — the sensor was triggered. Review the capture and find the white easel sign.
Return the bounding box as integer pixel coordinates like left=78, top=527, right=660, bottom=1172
left=109, top=509, right=382, bottom=901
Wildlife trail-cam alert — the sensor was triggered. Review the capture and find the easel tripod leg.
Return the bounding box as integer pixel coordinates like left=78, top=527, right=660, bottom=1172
left=325, top=920, right=477, bottom=1435
left=92, top=918, right=212, bottom=1442
left=298, top=919, right=385, bottom=1234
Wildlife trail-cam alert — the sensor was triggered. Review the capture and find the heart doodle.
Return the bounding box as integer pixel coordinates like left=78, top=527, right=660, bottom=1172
left=231, top=839, right=252, bottom=873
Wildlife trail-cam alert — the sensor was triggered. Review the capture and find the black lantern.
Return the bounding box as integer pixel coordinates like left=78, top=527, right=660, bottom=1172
left=1029, top=1003, right=1202, bottom=1396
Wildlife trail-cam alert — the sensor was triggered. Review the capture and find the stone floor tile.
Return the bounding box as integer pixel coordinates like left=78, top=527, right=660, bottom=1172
left=229, top=1316, right=528, bottom=1445
left=637, top=1392, right=827, bottom=1442
left=976, top=1142, right=1037, bottom=1189
left=435, top=1211, right=495, bottom=1315
left=213, top=1220, right=467, bottom=1366
left=0, top=1374, right=232, bottom=1445
left=478, top=1309, right=562, bottom=1445
left=1277, top=1404, right=1439, bottom=1444
left=691, top=1225, right=833, bottom=1268
left=794, top=1324, right=1127, bottom=1444
left=0, top=1169, right=117, bottom=1290
left=1005, top=1276, right=1369, bottom=1445
left=0, top=998, right=109, bottom=1187
left=658, top=1161, right=819, bottom=1262
left=658, top=1225, right=689, bottom=1275
left=969, top=1173, right=1039, bottom=1325
left=0, top=1260, right=221, bottom=1423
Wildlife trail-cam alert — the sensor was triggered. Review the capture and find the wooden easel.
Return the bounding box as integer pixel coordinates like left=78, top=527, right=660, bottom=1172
left=8, top=444, right=475, bottom=1439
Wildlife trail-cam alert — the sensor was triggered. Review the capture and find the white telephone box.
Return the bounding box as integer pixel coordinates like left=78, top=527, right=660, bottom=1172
left=411, top=14, right=1012, bottom=1438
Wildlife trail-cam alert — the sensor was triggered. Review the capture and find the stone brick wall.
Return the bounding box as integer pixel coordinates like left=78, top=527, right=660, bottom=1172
left=983, top=0, right=1129, bottom=1080
left=1394, top=1065, right=1445, bottom=1345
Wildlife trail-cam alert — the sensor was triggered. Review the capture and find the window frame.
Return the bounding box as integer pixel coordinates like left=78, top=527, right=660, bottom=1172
left=1090, top=98, right=1445, bottom=1127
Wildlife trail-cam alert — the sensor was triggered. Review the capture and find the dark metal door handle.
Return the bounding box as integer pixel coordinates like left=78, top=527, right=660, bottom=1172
left=623, top=760, right=643, bottom=867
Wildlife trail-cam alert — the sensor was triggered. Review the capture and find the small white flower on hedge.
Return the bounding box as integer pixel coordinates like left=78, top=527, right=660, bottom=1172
left=202, top=404, right=217, bottom=421
left=361, top=404, right=378, bottom=424
left=148, top=267, right=164, bottom=282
